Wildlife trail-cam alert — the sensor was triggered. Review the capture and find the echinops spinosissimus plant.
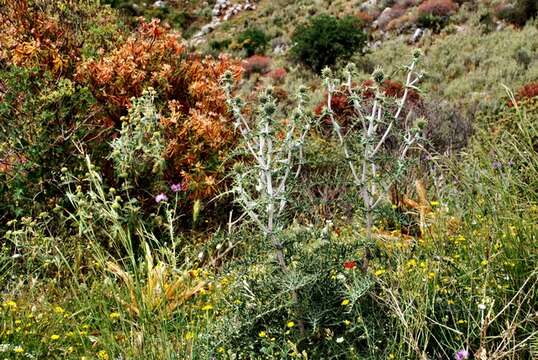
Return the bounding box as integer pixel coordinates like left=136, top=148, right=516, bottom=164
left=322, top=51, right=426, bottom=270
left=220, top=71, right=312, bottom=274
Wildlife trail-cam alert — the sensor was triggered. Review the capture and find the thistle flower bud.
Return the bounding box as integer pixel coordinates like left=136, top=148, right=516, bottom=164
left=321, top=67, right=333, bottom=80
left=297, top=85, right=308, bottom=97
left=372, top=67, right=385, bottom=84
left=262, top=102, right=276, bottom=116
left=344, top=63, right=357, bottom=75
left=414, top=117, right=427, bottom=130
left=220, top=71, right=234, bottom=85
left=233, top=97, right=243, bottom=108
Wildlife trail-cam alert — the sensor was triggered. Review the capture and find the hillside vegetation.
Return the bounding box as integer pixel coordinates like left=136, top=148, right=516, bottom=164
left=0, top=0, right=537, bottom=359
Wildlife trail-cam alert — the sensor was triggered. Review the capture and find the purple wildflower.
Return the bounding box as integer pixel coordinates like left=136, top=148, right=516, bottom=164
left=155, top=193, right=168, bottom=203
left=455, top=349, right=470, bottom=360
left=171, top=183, right=183, bottom=192
left=492, top=161, right=502, bottom=170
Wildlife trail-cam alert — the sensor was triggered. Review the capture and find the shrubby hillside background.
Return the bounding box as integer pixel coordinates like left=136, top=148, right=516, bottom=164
left=0, top=0, right=537, bottom=359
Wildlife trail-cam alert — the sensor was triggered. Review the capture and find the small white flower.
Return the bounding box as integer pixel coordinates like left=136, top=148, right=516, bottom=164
left=478, top=303, right=486, bottom=310
left=336, top=337, right=344, bottom=343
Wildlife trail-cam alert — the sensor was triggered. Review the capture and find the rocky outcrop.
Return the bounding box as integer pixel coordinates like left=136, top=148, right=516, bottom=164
left=191, top=0, right=257, bottom=44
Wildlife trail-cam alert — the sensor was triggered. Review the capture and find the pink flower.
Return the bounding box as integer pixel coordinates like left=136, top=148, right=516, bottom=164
left=155, top=193, right=168, bottom=203
left=455, top=349, right=469, bottom=360
left=171, top=183, right=183, bottom=192
left=171, top=179, right=189, bottom=193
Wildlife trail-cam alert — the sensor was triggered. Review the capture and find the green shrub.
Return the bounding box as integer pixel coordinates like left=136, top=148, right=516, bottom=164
left=236, top=27, right=270, bottom=57
left=291, top=14, right=367, bottom=73
left=0, top=67, right=99, bottom=218
left=495, top=0, right=538, bottom=26
left=417, top=13, right=450, bottom=31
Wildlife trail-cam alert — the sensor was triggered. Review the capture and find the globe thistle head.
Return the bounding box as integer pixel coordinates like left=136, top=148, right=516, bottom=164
left=262, top=101, right=276, bottom=116
left=297, top=85, right=309, bottom=99
left=220, top=70, right=234, bottom=86
left=264, top=87, right=274, bottom=98
left=414, top=117, right=427, bottom=130
left=372, top=67, right=385, bottom=84
left=344, top=63, right=357, bottom=76
left=321, top=67, right=333, bottom=80
left=232, top=97, right=243, bottom=108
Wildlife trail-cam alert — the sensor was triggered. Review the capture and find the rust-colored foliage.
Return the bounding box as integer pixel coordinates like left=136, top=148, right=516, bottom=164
left=242, top=55, right=272, bottom=76
left=315, top=79, right=422, bottom=124
left=76, top=19, right=243, bottom=199
left=0, top=0, right=111, bottom=76
left=418, top=0, right=458, bottom=17
left=267, top=67, right=287, bottom=82
left=76, top=19, right=186, bottom=116
left=517, top=82, right=538, bottom=100
left=508, top=82, right=538, bottom=107
left=356, top=11, right=375, bottom=25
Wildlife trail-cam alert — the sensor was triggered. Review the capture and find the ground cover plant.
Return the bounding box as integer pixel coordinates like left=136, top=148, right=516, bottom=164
left=1, top=0, right=537, bottom=359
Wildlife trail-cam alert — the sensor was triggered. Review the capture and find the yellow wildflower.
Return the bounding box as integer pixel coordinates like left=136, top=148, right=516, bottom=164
left=406, top=259, right=417, bottom=268
left=217, top=347, right=225, bottom=353
left=287, top=321, right=295, bottom=328
left=109, top=312, right=120, bottom=320
left=374, top=269, right=386, bottom=277
left=50, top=334, right=60, bottom=340
left=201, top=304, right=213, bottom=311
left=54, top=306, right=65, bottom=314
left=97, top=350, right=109, bottom=360
left=185, top=331, right=194, bottom=340
left=258, top=331, right=267, bottom=338
left=481, top=259, right=488, bottom=266
left=341, top=299, right=350, bottom=306
left=3, top=300, right=17, bottom=309
left=430, top=201, right=440, bottom=207
left=14, top=346, right=24, bottom=353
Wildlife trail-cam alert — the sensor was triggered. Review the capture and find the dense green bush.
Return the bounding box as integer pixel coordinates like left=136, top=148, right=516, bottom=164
left=291, top=14, right=367, bottom=73
left=495, top=0, right=538, bottom=26
left=0, top=67, right=99, bottom=218
left=236, top=27, right=270, bottom=57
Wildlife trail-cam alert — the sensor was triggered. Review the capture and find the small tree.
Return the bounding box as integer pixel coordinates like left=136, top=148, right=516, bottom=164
left=291, top=15, right=367, bottom=73
left=322, top=51, right=425, bottom=270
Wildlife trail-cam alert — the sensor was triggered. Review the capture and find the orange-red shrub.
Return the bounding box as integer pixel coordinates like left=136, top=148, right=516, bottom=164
left=76, top=19, right=243, bottom=199
left=267, top=67, right=287, bottom=82
left=517, top=82, right=538, bottom=100
left=314, top=79, right=423, bottom=131
left=508, top=82, right=538, bottom=107
left=418, top=0, right=458, bottom=17
left=0, top=0, right=117, bottom=76
left=242, top=55, right=272, bottom=76
left=356, top=11, right=375, bottom=25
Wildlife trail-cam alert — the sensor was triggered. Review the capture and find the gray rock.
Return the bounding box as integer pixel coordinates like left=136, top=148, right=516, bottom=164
left=152, top=0, right=166, bottom=8
left=359, top=0, right=378, bottom=11
left=411, top=28, right=423, bottom=42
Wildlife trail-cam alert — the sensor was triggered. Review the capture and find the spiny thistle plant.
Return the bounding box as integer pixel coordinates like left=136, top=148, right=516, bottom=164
left=322, top=51, right=426, bottom=270
left=110, top=88, right=165, bottom=181
left=220, top=72, right=312, bottom=273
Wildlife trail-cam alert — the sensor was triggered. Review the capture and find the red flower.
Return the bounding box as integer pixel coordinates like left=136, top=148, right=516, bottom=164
left=343, top=261, right=357, bottom=270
